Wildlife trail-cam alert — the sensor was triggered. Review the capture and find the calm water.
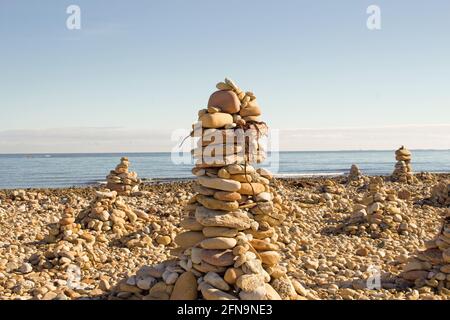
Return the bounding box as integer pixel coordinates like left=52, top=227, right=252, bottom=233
left=0, top=151, right=449, bottom=189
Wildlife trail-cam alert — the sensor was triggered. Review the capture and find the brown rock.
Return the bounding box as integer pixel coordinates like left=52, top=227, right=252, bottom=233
left=200, top=237, right=237, bottom=250
left=180, top=217, right=204, bottom=231
left=238, top=183, right=265, bottom=195
left=224, top=267, right=244, bottom=285
left=202, top=227, right=238, bottom=238
left=250, top=239, right=279, bottom=251
left=213, top=191, right=241, bottom=202
left=170, top=272, right=198, bottom=300
left=259, top=251, right=281, bottom=266
left=201, top=249, right=235, bottom=267
left=208, top=90, right=240, bottom=114
left=174, top=231, right=205, bottom=249
left=196, top=195, right=239, bottom=211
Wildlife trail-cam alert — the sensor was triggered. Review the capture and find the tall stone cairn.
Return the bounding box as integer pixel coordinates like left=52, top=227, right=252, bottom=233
left=106, top=157, right=141, bottom=196
left=109, top=78, right=303, bottom=300
left=401, top=209, right=450, bottom=293
left=392, top=146, right=417, bottom=184
left=173, top=78, right=295, bottom=300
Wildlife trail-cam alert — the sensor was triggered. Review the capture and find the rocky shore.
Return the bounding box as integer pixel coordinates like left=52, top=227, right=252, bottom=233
left=0, top=174, right=449, bottom=300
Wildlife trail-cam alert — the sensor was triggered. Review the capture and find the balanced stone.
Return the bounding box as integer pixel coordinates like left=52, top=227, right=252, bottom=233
left=208, top=90, right=241, bottom=114
left=391, top=146, right=417, bottom=184
left=199, top=113, right=234, bottom=129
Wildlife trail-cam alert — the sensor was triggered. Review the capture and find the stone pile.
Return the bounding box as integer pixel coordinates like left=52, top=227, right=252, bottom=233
left=46, top=207, right=84, bottom=243
left=109, top=78, right=300, bottom=300
left=334, top=177, right=411, bottom=237
left=401, top=209, right=450, bottom=292
left=347, top=164, right=367, bottom=186
left=106, top=157, right=141, bottom=196
left=76, top=190, right=148, bottom=239
left=392, top=146, right=417, bottom=184
left=430, top=181, right=450, bottom=207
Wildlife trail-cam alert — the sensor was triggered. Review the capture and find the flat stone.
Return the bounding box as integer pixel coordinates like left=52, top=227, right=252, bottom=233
left=238, top=183, right=265, bottom=195
left=230, top=174, right=253, bottom=183
left=200, top=283, right=238, bottom=300
left=402, top=270, right=429, bottom=281
left=196, top=195, right=239, bottom=211
left=199, top=113, right=234, bottom=129
left=203, top=227, right=238, bottom=238
left=193, top=261, right=226, bottom=273
left=200, top=237, right=237, bottom=250
left=213, top=191, right=241, bottom=202
left=201, top=249, right=235, bottom=267
left=198, top=176, right=241, bottom=192
left=204, top=272, right=230, bottom=291
left=174, top=231, right=205, bottom=249
left=180, top=216, right=204, bottom=231
left=193, top=184, right=216, bottom=196
left=195, top=206, right=251, bottom=230
left=225, top=164, right=255, bottom=175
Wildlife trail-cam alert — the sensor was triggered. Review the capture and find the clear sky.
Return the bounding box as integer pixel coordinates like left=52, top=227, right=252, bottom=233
left=0, top=0, right=449, bottom=152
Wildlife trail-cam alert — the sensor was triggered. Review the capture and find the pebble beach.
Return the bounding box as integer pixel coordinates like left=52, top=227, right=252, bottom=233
left=1, top=173, right=449, bottom=300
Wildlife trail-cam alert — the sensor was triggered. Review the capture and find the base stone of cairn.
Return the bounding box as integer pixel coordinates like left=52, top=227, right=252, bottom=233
left=109, top=78, right=300, bottom=300
left=392, top=146, right=418, bottom=184
left=401, top=209, right=450, bottom=293
left=336, top=177, right=411, bottom=237
left=106, top=157, right=141, bottom=196
left=430, top=181, right=450, bottom=207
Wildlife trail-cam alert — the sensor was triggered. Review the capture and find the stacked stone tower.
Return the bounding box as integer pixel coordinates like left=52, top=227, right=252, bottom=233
left=106, top=157, right=141, bottom=196
left=109, top=78, right=300, bottom=300
left=392, top=146, right=417, bottom=184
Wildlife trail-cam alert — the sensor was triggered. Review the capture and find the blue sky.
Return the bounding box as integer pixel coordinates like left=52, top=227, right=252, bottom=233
left=0, top=0, right=449, bottom=152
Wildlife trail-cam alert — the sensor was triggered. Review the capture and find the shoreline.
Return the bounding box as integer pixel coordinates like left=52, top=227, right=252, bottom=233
left=1, top=172, right=450, bottom=192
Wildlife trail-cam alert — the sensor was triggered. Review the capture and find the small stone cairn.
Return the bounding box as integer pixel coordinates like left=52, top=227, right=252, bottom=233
left=401, top=209, right=450, bottom=293
left=347, top=164, right=367, bottom=186
left=431, top=181, right=450, bottom=207
left=110, top=78, right=301, bottom=300
left=76, top=190, right=148, bottom=239
left=335, top=177, right=411, bottom=237
left=392, top=146, right=417, bottom=184
left=106, top=157, right=141, bottom=196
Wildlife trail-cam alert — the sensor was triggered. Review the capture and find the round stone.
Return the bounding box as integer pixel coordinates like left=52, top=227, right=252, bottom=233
left=208, top=90, right=240, bottom=114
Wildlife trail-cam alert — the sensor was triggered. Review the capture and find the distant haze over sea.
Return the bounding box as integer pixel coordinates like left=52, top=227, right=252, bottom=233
left=0, top=150, right=449, bottom=189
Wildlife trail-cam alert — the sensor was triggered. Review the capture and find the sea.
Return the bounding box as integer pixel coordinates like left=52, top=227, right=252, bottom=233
left=0, top=150, right=449, bottom=189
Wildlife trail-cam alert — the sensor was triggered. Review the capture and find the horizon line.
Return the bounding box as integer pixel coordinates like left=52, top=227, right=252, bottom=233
left=1, top=148, right=449, bottom=156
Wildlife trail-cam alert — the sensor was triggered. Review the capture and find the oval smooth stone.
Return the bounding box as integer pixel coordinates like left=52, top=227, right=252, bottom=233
left=208, top=90, right=240, bottom=114
left=198, top=176, right=241, bottom=192
left=200, top=237, right=237, bottom=250
left=238, top=183, right=265, bottom=195
left=199, top=113, right=234, bottom=129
